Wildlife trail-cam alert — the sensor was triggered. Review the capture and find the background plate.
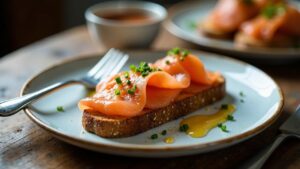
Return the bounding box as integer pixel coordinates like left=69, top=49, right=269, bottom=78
left=22, top=50, right=283, bottom=157
left=165, top=0, right=300, bottom=63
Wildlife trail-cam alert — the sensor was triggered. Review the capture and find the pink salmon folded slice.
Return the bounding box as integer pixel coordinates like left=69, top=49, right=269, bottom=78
left=78, top=54, right=220, bottom=117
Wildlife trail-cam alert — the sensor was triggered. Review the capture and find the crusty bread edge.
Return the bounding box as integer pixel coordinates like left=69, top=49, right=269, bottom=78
left=198, top=21, right=234, bottom=39
left=234, top=32, right=295, bottom=48
left=82, top=81, right=225, bottom=138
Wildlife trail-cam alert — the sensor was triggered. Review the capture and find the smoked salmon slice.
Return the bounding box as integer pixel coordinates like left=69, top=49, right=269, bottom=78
left=238, top=4, right=300, bottom=41
left=78, top=49, right=221, bottom=117
left=201, top=0, right=261, bottom=34
left=200, top=0, right=281, bottom=35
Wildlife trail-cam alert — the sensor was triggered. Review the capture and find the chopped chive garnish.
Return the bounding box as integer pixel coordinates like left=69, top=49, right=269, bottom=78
left=139, top=62, right=150, bottom=71
left=130, top=64, right=137, bottom=72
left=114, top=89, right=121, bottom=95
left=126, top=79, right=131, bottom=85
left=141, top=71, right=149, bottom=77
left=161, top=130, right=167, bottom=136
left=221, top=104, right=228, bottom=110
left=56, top=106, right=64, bottom=112
left=187, top=21, right=197, bottom=30
left=115, top=77, right=122, bottom=84
left=152, top=67, right=161, bottom=72
left=173, top=48, right=180, bottom=54
left=127, top=85, right=137, bottom=95
left=129, top=62, right=164, bottom=78
left=150, top=134, right=158, bottom=139
left=167, top=47, right=180, bottom=55
left=179, top=124, right=189, bottom=132
left=179, top=50, right=190, bottom=61
left=182, top=50, right=190, bottom=57
left=227, top=115, right=235, bottom=121
left=130, top=62, right=154, bottom=78
left=165, top=60, right=170, bottom=65
left=240, top=99, right=244, bottom=103
left=124, top=71, right=129, bottom=78
left=261, top=4, right=286, bottom=19
left=239, top=91, right=245, bottom=97
left=127, top=90, right=134, bottom=95
left=167, top=48, right=190, bottom=61
left=217, top=123, right=229, bottom=132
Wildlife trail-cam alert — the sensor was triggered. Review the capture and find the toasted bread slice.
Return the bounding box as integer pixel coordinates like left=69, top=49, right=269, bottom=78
left=234, top=32, right=295, bottom=48
left=82, top=78, right=225, bottom=138
left=198, top=22, right=234, bottom=39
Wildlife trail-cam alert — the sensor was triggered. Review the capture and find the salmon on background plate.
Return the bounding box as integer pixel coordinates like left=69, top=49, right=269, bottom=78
left=235, top=3, right=300, bottom=47
left=199, top=0, right=279, bottom=37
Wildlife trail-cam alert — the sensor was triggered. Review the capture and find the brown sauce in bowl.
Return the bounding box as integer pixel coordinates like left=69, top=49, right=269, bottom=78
left=96, top=9, right=154, bottom=23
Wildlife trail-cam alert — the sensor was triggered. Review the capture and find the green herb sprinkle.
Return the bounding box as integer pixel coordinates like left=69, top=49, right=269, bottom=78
left=56, top=106, right=64, bottom=112
left=127, top=85, right=137, bottom=95
left=227, top=115, right=235, bottom=121
left=115, top=89, right=121, bottom=96
left=221, top=104, right=229, bottom=110
left=124, top=71, right=129, bottom=78
left=161, top=130, right=167, bottom=136
left=150, top=134, right=158, bottom=139
left=217, top=123, right=229, bottom=133
left=115, top=77, right=122, bottom=84
left=179, top=124, right=189, bottom=132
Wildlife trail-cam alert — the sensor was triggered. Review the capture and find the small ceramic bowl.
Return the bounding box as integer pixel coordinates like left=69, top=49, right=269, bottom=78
left=85, top=1, right=167, bottom=48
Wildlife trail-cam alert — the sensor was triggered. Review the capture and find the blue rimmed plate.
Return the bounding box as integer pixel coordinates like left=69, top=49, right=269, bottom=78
left=164, top=0, right=300, bottom=63
left=21, top=50, right=283, bottom=157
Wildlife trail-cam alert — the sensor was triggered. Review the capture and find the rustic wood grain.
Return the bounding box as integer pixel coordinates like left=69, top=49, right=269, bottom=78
left=0, top=26, right=300, bottom=169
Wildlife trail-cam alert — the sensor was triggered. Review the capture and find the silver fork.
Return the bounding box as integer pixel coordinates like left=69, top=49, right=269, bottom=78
left=0, top=48, right=129, bottom=117
left=240, top=105, right=300, bottom=169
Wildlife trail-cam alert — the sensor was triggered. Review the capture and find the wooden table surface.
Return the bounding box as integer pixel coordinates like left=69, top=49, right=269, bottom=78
left=1, top=26, right=300, bottom=169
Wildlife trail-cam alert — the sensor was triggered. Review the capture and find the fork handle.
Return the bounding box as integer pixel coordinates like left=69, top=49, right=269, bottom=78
left=246, top=133, right=300, bottom=169
left=0, top=80, right=78, bottom=117
left=246, top=133, right=289, bottom=169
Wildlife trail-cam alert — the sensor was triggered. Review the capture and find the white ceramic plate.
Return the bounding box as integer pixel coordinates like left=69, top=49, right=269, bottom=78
left=22, top=50, right=283, bottom=157
left=165, top=0, right=300, bottom=62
